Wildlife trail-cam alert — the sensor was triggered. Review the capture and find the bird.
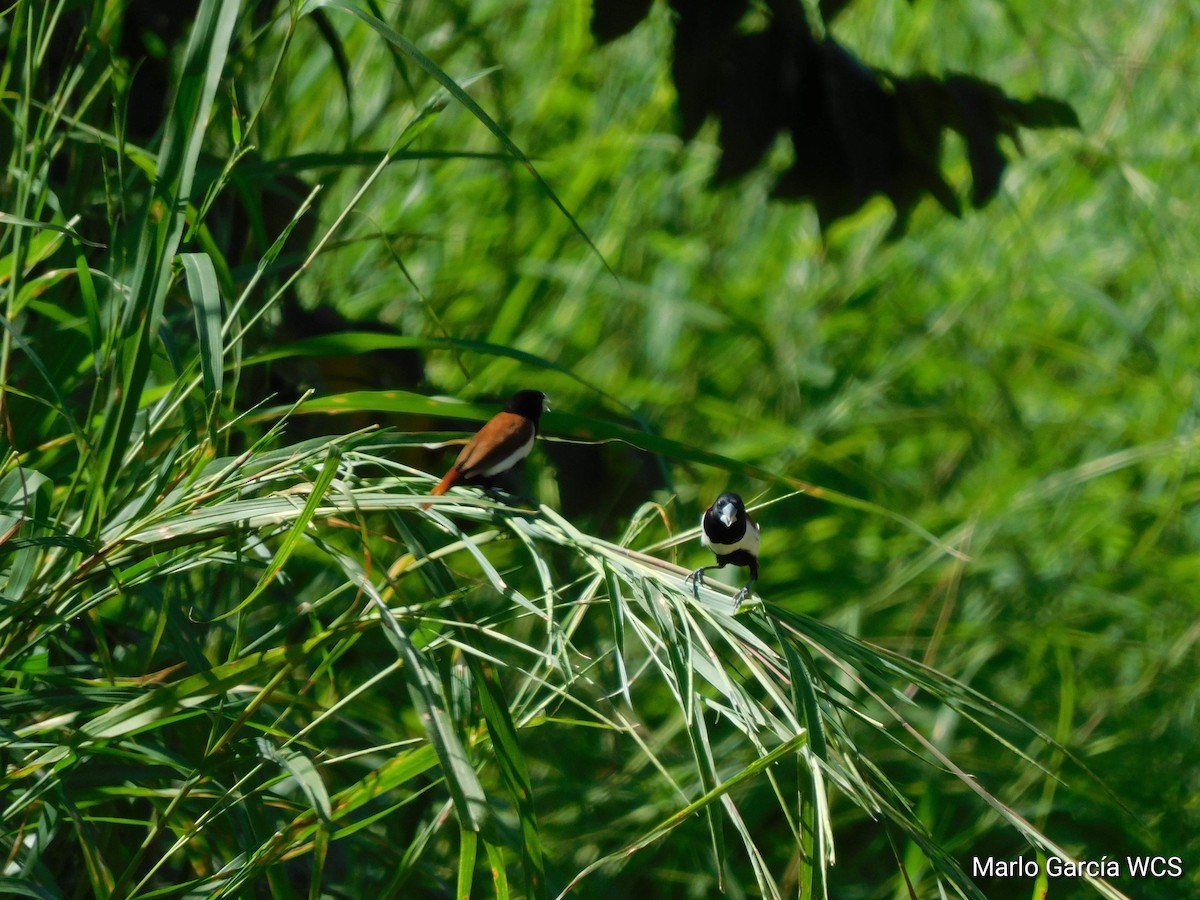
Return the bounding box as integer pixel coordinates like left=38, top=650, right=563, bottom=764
left=424, top=390, right=547, bottom=507
left=684, top=492, right=760, bottom=608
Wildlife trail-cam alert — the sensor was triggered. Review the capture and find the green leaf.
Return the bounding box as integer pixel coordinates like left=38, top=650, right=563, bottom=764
left=484, top=838, right=511, bottom=900
left=181, top=252, right=225, bottom=399
left=256, top=738, right=333, bottom=826
left=289, top=388, right=966, bottom=560
left=329, top=548, right=490, bottom=832
left=210, top=446, right=342, bottom=621
left=456, top=826, right=478, bottom=900
left=469, top=656, right=547, bottom=900
left=311, top=0, right=614, bottom=279
left=91, top=0, right=240, bottom=516
left=78, top=648, right=293, bottom=742
left=0, top=876, right=62, bottom=899
left=0, top=212, right=106, bottom=248
left=0, top=467, right=52, bottom=602
left=243, top=331, right=633, bottom=417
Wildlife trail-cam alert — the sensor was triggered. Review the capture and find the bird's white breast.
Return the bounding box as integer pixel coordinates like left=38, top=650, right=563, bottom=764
left=479, top=432, right=535, bottom=476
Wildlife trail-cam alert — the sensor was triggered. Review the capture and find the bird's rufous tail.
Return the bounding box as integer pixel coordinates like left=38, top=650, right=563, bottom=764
left=421, top=468, right=460, bottom=509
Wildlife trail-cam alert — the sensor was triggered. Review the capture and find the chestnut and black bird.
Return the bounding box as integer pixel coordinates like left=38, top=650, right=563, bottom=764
left=425, top=390, right=547, bottom=506
left=685, top=492, right=760, bottom=608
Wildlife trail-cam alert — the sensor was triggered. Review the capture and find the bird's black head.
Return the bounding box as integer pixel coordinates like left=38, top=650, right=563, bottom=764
left=711, top=492, right=747, bottom=527
left=504, top=390, right=548, bottom=424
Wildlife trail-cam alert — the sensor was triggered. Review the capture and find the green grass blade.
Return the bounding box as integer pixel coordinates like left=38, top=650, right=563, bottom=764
left=0, top=877, right=60, bottom=899
left=289, top=388, right=964, bottom=559
left=558, top=733, right=809, bottom=899
left=181, top=252, right=225, bottom=400
left=457, top=825, right=478, bottom=900
left=0, top=467, right=51, bottom=604
left=0, top=212, right=106, bottom=249
left=312, top=0, right=614, bottom=278
left=484, top=837, right=511, bottom=900
left=210, top=446, right=342, bottom=621
left=332, top=548, right=490, bottom=832
left=255, top=738, right=333, bottom=826
left=91, top=0, right=240, bottom=510
left=469, top=654, right=547, bottom=900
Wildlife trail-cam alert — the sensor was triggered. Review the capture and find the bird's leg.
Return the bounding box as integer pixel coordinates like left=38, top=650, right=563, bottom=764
left=732, top=578, right=757, bottom=611
left=684, top=565, right=721, bottom=599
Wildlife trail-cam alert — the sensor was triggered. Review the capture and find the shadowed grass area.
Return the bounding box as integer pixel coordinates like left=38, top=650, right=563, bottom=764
left=2, top=1, right=1197, bottom=898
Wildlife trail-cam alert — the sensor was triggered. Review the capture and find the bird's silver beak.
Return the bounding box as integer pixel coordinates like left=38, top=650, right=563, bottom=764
left=717, top=502, right=736, bottom=527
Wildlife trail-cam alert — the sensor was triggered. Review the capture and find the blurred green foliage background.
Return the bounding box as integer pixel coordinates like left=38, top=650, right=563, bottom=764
left=2, top=0, right=1197, bottom=897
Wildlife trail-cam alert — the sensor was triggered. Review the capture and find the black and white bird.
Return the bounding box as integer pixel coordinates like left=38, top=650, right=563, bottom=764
left=684, top=492, right=760, bottom=608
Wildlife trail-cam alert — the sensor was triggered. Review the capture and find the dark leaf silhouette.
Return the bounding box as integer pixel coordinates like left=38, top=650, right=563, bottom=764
left=592, top=0, right=1079, bottom=231
left=592, top=0, right=657, bottom=43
